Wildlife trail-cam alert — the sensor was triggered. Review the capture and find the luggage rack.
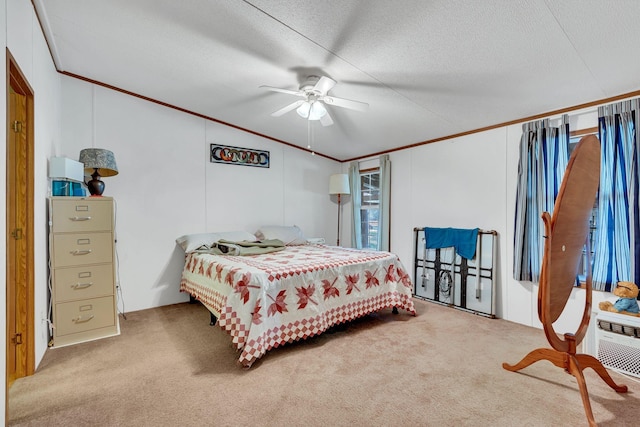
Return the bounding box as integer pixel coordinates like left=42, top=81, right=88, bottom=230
left=413, top=227, right=498, bottom=318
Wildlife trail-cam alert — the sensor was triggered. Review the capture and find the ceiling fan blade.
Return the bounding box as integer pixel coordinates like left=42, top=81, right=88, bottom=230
left=271, top=100, right=305, bottom=117
left=320, top=110, right=334, bottom=127
left=322, top=95, right=369, bottom=112
left=313, top=76, right=336, bottom=94
left=259, top=85, right=304, bottom=97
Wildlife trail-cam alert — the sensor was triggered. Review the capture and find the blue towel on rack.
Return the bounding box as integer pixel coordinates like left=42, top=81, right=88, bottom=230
left=424, top=227, right=479, bottom=260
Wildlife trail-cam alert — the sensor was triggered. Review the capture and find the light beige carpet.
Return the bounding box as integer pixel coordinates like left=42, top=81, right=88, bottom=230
left=8, top=299, right=640, bottom=426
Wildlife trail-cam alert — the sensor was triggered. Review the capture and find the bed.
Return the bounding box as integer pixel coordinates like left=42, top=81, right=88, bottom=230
left=178, top=227, right=416, bottom=367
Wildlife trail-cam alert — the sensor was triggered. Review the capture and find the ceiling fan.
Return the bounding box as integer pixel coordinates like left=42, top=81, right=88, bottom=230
left=260, top=76, right=369, bottom=127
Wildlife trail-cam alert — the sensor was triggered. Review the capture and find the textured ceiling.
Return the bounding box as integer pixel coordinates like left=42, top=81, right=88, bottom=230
left=34, top=0, right=640, bottom=161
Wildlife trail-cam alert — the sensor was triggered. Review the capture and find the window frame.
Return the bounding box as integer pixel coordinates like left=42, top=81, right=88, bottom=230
left=359, top=167, right=380, bottom=250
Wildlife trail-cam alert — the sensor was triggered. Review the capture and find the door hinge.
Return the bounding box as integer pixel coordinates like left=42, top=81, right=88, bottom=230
left=12, top=333, right=23, bottom=345
left=11, top=120, right=23, bottom=133
left=11, top=228, right=23, bottom=240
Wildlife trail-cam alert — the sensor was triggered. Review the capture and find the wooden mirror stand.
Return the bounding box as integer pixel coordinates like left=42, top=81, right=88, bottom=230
left=502, top=135, right=628, bottom=426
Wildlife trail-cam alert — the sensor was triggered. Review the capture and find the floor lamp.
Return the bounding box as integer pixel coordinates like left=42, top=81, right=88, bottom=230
left=329, top=174, right=350, bottom=246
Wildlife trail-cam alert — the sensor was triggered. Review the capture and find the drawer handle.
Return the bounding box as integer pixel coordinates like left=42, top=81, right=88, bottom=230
left=71, top=250, right=92, bottom=256
left=70, top=216, right=92, bottom=221
left=73, top=314, right=94, bottom=324
left=72, top=282, right=93, bottom=289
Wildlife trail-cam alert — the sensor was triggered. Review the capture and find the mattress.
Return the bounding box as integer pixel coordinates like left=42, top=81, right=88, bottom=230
left=180, top=244, right=416, bottom=366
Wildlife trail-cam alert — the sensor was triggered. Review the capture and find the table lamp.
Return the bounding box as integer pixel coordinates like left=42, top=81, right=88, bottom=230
left=79, top=148, right=118, bottom=196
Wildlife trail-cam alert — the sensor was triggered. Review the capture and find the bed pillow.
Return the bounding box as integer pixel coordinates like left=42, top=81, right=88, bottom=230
left=176, top=231, right=256, bottom=253
left=255, top=225, right=307, bottom=246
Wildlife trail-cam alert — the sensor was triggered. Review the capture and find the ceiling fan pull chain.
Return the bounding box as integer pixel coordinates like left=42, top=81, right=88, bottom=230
left=306, top=118, right=315, bottom=156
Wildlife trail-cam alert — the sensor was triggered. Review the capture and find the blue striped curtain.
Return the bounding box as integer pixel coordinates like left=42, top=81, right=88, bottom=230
left=513, top=115, right=569, bottom=281
left=592, top=99, right=640, bottom=291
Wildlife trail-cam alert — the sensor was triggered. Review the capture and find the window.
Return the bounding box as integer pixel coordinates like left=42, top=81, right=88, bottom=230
left=360, top=169, right=380, bottom=249
left=515, top=110, right=637, bottom=291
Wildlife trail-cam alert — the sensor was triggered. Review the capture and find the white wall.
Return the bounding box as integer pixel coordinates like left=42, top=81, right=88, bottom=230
left=2, top=0, right=61, bottom=423
left=344, top=106, right=615, bottom=332
left=59, top=76, right=341, bottom=313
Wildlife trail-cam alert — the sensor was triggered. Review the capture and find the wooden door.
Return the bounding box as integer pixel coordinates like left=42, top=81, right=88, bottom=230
left=6, top=53, right=35, bottom=395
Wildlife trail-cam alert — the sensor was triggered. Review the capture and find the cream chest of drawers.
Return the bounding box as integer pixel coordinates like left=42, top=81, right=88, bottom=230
left=49, top=197, right=119, bottom=346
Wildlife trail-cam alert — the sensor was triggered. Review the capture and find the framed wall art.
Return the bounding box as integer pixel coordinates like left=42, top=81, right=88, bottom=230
left=210, top=144, right=270, bottom=168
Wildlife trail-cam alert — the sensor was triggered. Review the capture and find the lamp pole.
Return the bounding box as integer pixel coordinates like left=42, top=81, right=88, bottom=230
left=329, top=173, right=350, bottom=247
left=337, top=193, right=342, bottom=246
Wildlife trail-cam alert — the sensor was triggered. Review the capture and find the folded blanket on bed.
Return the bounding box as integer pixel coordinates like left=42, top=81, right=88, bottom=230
left=424, top=227, right=479, bottom=260
left=196, top=239, right=286, bottom=256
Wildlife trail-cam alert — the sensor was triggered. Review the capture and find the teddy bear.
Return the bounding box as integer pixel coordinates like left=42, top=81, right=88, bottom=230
left=598, top=281, right=640, bottom=316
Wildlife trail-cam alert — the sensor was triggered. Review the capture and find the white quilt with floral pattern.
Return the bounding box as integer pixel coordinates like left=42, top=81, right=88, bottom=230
left=180, top=244, right=416, bottom=367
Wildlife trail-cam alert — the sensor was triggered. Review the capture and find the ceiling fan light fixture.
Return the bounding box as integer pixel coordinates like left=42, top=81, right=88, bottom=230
left=309, top=102, right=327, bottom=120
left=263, top=75, right=363, bottom=126
left=296, top=102, right=311, bottom=118
left=297, top=100, right=327, bottom=120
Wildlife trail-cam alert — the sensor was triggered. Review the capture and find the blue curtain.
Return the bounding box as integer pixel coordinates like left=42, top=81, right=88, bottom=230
left=513, top=115, right=569, bottom=282
left=592, top=99, right=640, bottom=291
left=349, top=161, right=362, bottom=249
